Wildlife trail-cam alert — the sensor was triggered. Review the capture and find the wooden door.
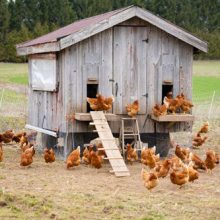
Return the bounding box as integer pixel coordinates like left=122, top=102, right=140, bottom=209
left=113, top=26, right=147, bottom=114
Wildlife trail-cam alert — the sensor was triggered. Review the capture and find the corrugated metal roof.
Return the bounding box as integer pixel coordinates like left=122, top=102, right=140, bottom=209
left=17, top=6, right=132, bottom=48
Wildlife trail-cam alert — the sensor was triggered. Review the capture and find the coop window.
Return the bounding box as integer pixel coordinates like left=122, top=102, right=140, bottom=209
left=87, top=80, right=98, bottom=112
left=162, top=81, right=173, bottom=104
left=31, top=53, right=57, bottom=92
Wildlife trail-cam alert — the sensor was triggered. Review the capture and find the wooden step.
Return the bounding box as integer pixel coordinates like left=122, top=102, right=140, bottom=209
left=104, top=157, right=123, bottom=160
left=122, top=118, right=137, bottom=120
left=123, top=133, right=139, bottom=136
left=90, top=122, right=107, bottom=125
left=90, top=111, right=130, bottom=177
left=98, top=148, right=119, bottom=151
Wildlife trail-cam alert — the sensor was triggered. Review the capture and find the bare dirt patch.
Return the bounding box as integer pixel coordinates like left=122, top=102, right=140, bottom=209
left=0, top=131, right=220, bottom=220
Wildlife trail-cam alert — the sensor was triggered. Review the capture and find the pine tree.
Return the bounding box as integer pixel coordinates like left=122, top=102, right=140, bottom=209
left=0, top=0, right=10, bottom=42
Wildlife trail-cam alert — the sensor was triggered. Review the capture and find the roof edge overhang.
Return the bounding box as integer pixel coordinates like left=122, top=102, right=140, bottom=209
left=16, top=6, right=208, bottom=56
left=136, top=7, right=207, bottom=53
left=16, top=42, right=60, bottom=56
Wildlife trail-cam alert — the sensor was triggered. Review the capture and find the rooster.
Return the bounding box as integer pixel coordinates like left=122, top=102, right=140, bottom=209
left=192, top=133, right=208, bottom=148
left=20, top=146, right=35, bottom=167
left=205, top=150, right=216, bottom=173
left=170, top=163, right=189, bottom=188
left=12, top=131, right=26, bottom=143
left=126, top=144, right=138, bottom=164
left=126, top=100, right=140, bottom=117
left=175, top=145, right=190, bottom=162
left=188, top=161, right=199, bottom=182
left=155, top=159, right=172, bottom=178
left=44, top=148, right=56, bottom=163
left=66, top=146, right=81, bottom=169
left=141, top=168, right=159, bottom=191
left=152, top=104, right=167, bottom=117
left=198, top=122, right=209, bottom=134
left=21, top=143, right=34, bottom=152
left=188, top=152, right=207, bottom=170
left=141, top=147, right=157, bottom=169
left=176, top=93, right=193, bottom=114
left=163, top=96, right=180, bottom=114
left=0, top=130, right=14, bottom=143
left=90, top=145, right=103, bottom=169
left=82, top=145, right=94, bottom=164
left=87, top=94, right=114, bottom=111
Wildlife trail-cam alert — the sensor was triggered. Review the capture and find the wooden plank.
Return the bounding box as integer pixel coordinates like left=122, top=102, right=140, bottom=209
left=25, top=124, right=57, bottom=137
left=90, top=111, right=130, bottom=177
left=115, top=171, right=130, bottom=177
left=173, top=38, right=180, bottom=97
left=28, top=53, right=56, bottom=60
left=151, top=114, right=194, bottom=122
left=17, top=42, right=60, bottom=56
left=113, top=26, right=124, bottom=114
left=136, top=26, right=147, bottom=114
left=146, top=26, right=162, bottom=114
left=99, top=28, right=113, bottom=105
left=75, top=113, right=119, bottom=121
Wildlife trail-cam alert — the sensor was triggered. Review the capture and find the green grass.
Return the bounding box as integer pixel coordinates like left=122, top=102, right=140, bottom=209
left=0, top=190, right=54, bottom=219
left=0, top=62, right=28, bottom=85
left=192, top=60, right=220, bottom=103
left=193, top=76, right=220, bottom=102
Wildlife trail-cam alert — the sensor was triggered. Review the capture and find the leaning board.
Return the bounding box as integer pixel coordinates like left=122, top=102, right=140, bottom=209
left=90, top=111, right=130, bottom=177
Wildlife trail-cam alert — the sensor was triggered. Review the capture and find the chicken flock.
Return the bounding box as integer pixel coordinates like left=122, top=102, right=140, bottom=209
left=87, top=93, right=140, bottom=117
left=140, top=121, right=219, bottom=190
left=87, top=92, right=194, bottom=119
left=0, top=119, right=218, bottom=192
left=153, top=92, right=194, bottom=117
left=0, top=129, right=106, bottom=170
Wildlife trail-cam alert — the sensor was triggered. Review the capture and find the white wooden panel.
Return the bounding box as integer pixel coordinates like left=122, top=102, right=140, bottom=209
left=31, top=59, right=57, bottom=91
left=113, top=26, right=147, bottom=114
left=113, top=27, right=124, bottom=114
left=146, top=26, right=162, bottom=111
left=99, top=29, right=113, bottom=99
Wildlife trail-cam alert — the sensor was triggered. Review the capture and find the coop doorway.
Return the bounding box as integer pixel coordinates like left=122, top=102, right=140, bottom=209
left=162, top=82, right=173, bottom=104
left=87, top=79, right=98, bottom=112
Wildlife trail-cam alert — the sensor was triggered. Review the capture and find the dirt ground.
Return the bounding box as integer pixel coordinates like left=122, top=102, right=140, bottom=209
left=0, top=130, right=220, bottom=220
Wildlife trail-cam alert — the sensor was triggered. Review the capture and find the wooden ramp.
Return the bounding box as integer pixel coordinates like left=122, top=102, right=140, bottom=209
left=90, top=111, right=130, bottom=177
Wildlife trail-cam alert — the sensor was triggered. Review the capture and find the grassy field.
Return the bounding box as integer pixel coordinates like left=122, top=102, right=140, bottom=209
left=0, top=60, right=220, bottom=98
left=192, top=60, right=220, bottom=102
left=193, top=60, right=220, bottom=76
left=0, top=63, right=28, bottom=85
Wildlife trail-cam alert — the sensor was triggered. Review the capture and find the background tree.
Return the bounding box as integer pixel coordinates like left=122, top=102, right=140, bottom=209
left=0, top=0, right=219, bottom=62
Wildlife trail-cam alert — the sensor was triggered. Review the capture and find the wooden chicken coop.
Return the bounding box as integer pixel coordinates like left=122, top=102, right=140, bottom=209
left=16, top=5, right=207, bottom=159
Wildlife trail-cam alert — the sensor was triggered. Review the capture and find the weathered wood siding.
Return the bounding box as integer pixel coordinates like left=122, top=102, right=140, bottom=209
left=113, top=26, right=147, bottom=114
left=58, top=29, right=113, bottom=132
left=27, top=59, right=59, bottom=131
left=27, top=17, right=193, bottom=134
